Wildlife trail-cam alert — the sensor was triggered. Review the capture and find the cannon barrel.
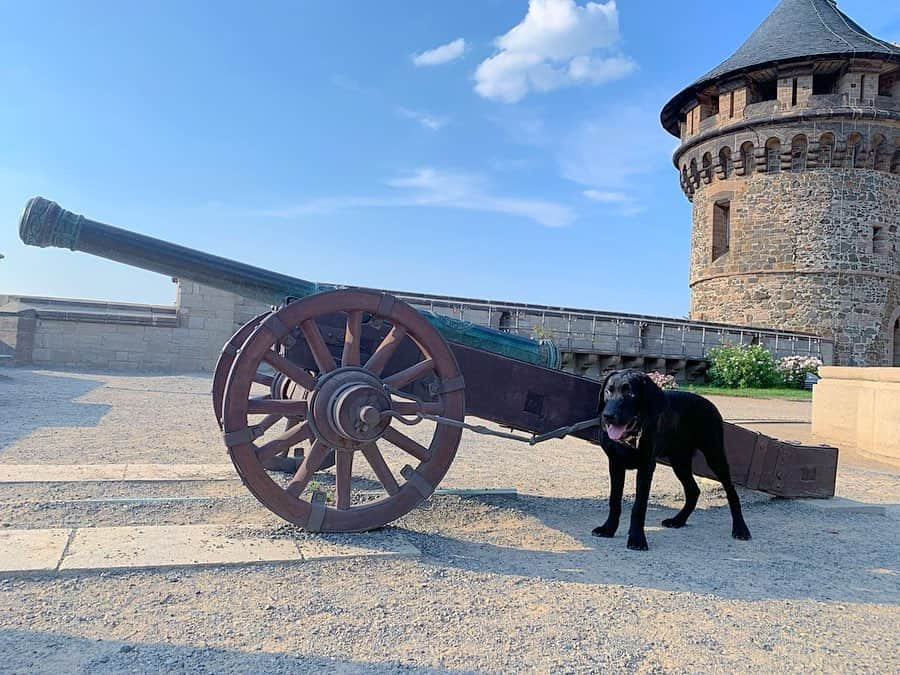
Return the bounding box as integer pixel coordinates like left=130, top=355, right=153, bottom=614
left=19, top=197, right=561, bottom=368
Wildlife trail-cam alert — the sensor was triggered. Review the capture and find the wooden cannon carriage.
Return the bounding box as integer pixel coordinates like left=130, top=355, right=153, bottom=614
left=19, top=197, right=838, bottom=532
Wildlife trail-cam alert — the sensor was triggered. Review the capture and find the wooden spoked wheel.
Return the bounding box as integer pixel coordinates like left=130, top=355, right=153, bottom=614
left=212, top=312, right=270, bottom=427
left=213, top=312, right=316, bottom=472
left=220, top=289, right=465, bottom=532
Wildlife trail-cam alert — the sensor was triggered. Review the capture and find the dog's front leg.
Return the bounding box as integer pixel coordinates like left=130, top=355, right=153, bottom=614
left=627, top=462, right=655, bottom=551
left=592, top=457, right=625, bottom=538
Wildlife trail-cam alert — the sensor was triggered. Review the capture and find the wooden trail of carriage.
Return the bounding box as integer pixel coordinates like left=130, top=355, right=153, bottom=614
left=18, top=197, right=838, bottom=532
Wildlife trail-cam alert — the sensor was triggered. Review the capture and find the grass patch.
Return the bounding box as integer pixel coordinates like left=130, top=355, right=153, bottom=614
left=683, top=385, right=813, bottom=401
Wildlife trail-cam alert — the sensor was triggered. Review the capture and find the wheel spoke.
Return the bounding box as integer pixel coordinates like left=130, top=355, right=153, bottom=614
left=253, top=372, right=275, bottom=387
left=391, top=400, right=444, bottom=417
left=342, top=310, right=363, bottom=367
left=365, top=325, right=408, bottom=376
left=257, top=422, right=313, bottom=461
left=262, top=349, right=317, bottom=391
left=384, top=358, right=434, bottom=389
left=362, top=444, right=399, bottom=496
left=300, top=319, right=337, bottom=373
left=247, top=398, right=309, bottom=416
left=334, top=451, right=353, bottom=509
left=286, top=440, right=331, bottom=497
left=382, top=426, right=430, bottom=462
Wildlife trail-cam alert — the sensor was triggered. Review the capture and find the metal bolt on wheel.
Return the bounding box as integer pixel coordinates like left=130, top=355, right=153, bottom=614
left=219, top=289, right=465, bottom=532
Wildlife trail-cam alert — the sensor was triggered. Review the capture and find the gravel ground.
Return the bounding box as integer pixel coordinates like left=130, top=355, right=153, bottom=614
left=1, top=368, right=898, bottom=673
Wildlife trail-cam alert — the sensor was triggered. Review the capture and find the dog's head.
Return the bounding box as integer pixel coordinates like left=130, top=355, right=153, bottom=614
left=598, top=370, right=667, bottom=445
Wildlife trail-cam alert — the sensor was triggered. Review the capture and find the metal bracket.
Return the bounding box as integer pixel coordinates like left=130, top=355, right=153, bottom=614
left=376, top=294, right=396, bottom=318
left=400, top=465, right=433, bottom=497
left=306, top=490, right=327, bottom=532
left=433, top=375, right=465, bottom=395
left=222, top=424, right=265, bottom=447
left=262, top=313, right=297, bottom=349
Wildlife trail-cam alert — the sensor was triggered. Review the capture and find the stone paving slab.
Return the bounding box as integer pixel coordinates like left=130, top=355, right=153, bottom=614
left=59, top=524, right=302, bottom=572
left=123, top=464, right=235, bottom=481
left=0, top=528, right=70, bottom=573
left=0, top=525, right=419, bottom=575
left=797, top=496, right=888, bottom=515
left=0, top=464, right=236, bottom=483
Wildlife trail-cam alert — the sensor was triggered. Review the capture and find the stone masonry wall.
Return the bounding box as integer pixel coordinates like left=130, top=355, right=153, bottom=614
left=18, top=282, right=271, bottom=372
left=689, top=169, right=900, bottom=365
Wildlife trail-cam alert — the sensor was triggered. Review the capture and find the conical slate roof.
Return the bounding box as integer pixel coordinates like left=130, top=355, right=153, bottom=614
left=661, top=0, right=900, bottom=135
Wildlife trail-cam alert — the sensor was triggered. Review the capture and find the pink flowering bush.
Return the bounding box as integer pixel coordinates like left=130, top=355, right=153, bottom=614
left=776, top=355, right=823, bottom=388
left=647, top=371, right=678, bottom=390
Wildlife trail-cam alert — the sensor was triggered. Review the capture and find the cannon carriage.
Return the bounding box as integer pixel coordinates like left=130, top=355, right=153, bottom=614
left=19, top=197, right=838, bottom=532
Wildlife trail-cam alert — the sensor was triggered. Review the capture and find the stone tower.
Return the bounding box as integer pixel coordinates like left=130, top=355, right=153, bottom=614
left=661, top=0, right=900, bottom=366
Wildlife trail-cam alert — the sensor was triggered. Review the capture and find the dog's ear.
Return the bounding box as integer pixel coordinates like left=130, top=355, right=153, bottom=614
left=640, top=372, right=668, bottom=421
left=597, top=370, right=616, bottom=415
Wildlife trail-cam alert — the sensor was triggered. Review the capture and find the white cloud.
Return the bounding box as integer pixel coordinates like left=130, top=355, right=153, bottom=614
left=397, top=107, right=450, bottom=130
left=259, top=168, right=574, bottom=228
left=583, top=189, right=628, bottom=203
left=412, top=38, right=467, bottom=66
left=561, top=101, right=672, bottom=216
left=474, top=0, right=636, bottom=103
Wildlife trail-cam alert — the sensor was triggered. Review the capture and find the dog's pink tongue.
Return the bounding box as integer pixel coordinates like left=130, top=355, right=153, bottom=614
left=607, top=424, right=627, bottom=441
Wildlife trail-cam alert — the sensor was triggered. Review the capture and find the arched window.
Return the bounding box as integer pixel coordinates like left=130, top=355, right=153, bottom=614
left=892, top=146, right=900, bottom=175
left=690, top=158, right=700, bottom=186
left=846, top=132, right=862, bottom=168
left=819, top=133, right=835, bottom=168
left=719, top=146, right=733, bottom=178
left=870, top=135, right=887, bottom=171
left=791, top=135, right=808, bottom=172
left=498, top=311, right=512, bottom=332
left=766, top=138, right=781, bottom=172
left=740, top=142, right=755, bottom=176
left=702, top=152, right=712, bottom=182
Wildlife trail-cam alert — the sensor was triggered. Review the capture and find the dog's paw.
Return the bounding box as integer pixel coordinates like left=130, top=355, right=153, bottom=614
left=661, top=517, right=686, bottom=529
left=732, top=525, right=752, bottom=541
left=591, top=524, right=617, bottom=538
left=626, top=534, right=649, bottom=551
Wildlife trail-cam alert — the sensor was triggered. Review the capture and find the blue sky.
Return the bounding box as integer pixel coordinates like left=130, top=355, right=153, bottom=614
left=2, top=1, right=898, bottom=317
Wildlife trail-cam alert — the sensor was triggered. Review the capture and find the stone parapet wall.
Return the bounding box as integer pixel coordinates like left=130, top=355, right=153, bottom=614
left=0, top=283, right=270, bottom=372
left=812, top=367, right=900, bottom=464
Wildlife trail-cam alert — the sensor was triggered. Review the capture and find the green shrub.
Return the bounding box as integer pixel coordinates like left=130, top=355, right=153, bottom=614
left=707, top=343, right=780, bottom=388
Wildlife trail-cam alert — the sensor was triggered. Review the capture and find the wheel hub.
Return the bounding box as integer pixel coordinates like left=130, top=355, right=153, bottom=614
left=308, top=367, right=392, bottom=451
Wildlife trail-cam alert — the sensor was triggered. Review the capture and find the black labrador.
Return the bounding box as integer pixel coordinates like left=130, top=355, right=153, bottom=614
left=594, top=369, right=751, bottom=551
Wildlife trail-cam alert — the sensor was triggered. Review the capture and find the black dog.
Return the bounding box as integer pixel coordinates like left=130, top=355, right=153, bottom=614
left=594, top=369, right=751, bottom=551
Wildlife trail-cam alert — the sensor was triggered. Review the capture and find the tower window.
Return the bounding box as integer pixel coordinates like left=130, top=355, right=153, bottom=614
left=813, top=73, right=838, bottom=95
left=846, top=133, right=862, bottom=168
left=719, top=147, right=733, bottom=178
left=740, top=142, right=755, bottom=176
left=819, top=133, right=835, bottom=168
left=499, top=311, right=512, bottom=332
left=791, top=135, right=808, bottom=172
left=712, top=201, right=731, bottom=261
left=729, top=91, right=735, bottom=118
left=873, top=226, right=890, bottom=256
left=791, top=78, right=799, bottom=106
left=757, top=79, right=778, bottom=102
left=766, top=138, right=782, bottom=172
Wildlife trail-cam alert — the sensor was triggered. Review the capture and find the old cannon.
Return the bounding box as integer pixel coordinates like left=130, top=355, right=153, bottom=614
left=19, top=197, right=838, bottom=532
